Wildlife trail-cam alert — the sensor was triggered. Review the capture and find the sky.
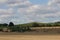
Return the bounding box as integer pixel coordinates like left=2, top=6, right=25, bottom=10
left=0, top=0, right=60, bottom=24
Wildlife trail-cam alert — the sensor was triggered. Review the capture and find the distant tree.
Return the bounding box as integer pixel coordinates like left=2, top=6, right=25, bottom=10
left=0, top=23, right=8, bottom=27
left=8, top=22, right=14, bottom=26
left=3, top=23, right=8, bottom=26
left=26, top=26, right=31, bottom=31
left=8, top=22, right=14, bottom=30
left=20, top=26, right=31, bottom=32
left=32, top=22, right=39, bottom=27
left=11, top=26, right=19, bottom=32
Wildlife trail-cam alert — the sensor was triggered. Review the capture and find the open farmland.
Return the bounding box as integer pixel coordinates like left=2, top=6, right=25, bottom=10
left=0, top=35, right=60, bottom=40
left=30, top=27, right=60, bottom=34
left=0, top=27, right=60, bottom=40
left=0, top=27, right=60, bottom=35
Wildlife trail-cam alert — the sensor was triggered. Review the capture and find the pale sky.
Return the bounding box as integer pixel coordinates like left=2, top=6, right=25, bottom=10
left=0, top=0, right=60, bottom=24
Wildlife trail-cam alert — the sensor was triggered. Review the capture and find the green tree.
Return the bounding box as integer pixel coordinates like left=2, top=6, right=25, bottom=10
left=32, top=22, right=39, bottom=27
left=8, top=22, right=14, bottom=26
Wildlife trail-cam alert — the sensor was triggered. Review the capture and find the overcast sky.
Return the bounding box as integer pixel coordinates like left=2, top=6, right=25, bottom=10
left=0, top=0, right=60, bottom=24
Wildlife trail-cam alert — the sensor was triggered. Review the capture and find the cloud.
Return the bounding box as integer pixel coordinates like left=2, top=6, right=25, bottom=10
left=48, top=0, right=60, bottom=6
left=18, top=3, right=60, bottom=22
left=0, top=8, right=14, bottom=23
left=7, top=0, right=60, bottom=23
left=0, top=8, right=13, bottom=15
left=7, top=0, right=31, bottom=8
left=0, top=0, right=60, bottom=24
left=0, top=0, right=8, bottom=4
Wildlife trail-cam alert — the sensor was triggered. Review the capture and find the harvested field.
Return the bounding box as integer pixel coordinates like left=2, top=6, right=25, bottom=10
left=0, top=35, right=60, bottom=40
left=0, top=27, right=60, bottom=40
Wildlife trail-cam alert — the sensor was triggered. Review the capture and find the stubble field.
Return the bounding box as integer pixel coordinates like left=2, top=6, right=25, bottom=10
left=0, top=27, right=60, bottom=40
left=0, top=35, right=60, bottom=40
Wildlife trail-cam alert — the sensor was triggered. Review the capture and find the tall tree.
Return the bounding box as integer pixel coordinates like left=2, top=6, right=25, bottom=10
left=8, top=22, right=14, bottom=26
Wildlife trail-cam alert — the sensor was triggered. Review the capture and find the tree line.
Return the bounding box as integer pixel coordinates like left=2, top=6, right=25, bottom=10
left=0, top=22, right=31, bottom=32
left=0, top=22, right=60, bottom=32
left=17, top=22, right=60, bottom=27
